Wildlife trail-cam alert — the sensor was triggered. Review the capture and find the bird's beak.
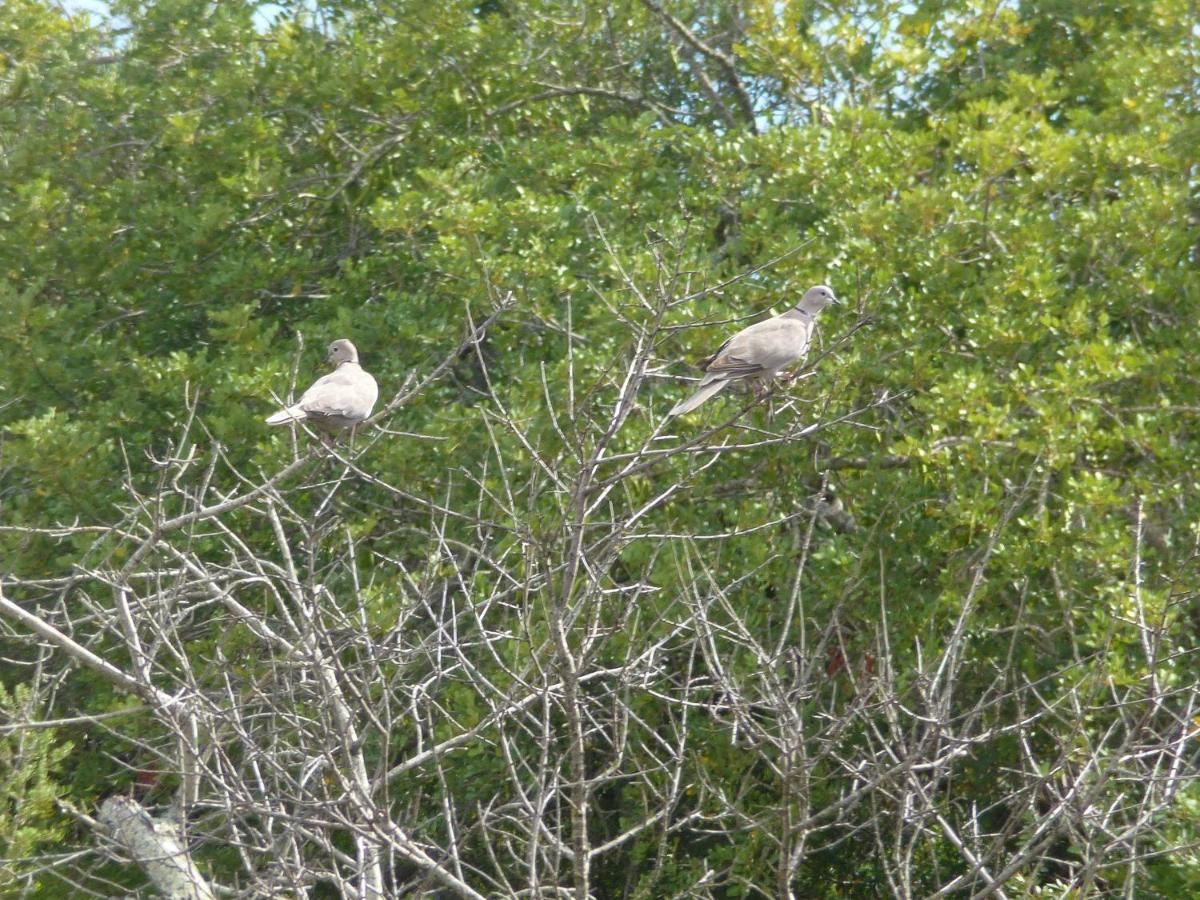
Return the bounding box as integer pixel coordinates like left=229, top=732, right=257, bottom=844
left=831, top=294, right=842, bottom=306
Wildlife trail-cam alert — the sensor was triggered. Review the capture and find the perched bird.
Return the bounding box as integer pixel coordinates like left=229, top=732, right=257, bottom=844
left=266, top=339, right=378, bottom=434
left=669, top=285, right=840, bottom=417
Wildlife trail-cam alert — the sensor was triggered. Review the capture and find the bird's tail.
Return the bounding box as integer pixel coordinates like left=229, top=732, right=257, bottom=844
left=668, top=379, right=729, bottom=417
left=265, top=406, right=306, bottom=425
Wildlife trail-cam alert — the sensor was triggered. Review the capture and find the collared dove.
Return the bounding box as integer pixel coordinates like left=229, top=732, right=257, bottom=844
left=669, top=285, right=839, bottom=417
left=266, top=339, right=379, bottom=432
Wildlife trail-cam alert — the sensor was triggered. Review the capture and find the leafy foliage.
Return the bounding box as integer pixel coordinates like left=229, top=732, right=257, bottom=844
left=0, top=684, right=73, bottom=893
left=1, top=0, right=1197, bottom=896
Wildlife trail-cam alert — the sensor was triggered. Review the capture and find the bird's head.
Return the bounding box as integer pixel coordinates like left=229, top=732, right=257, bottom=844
left=326, top=339, right=359, bottom=365
left=798, top=284, right=840, bottom=315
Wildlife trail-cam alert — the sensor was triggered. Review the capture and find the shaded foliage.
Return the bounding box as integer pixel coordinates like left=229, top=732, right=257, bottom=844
left=1, top=0, right=1197, bottom=896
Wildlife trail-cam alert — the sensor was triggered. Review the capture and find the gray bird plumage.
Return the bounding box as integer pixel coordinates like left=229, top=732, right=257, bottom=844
left=266, top=339, right=378, bottom=431
left=669, top=285, right=839, bottom=417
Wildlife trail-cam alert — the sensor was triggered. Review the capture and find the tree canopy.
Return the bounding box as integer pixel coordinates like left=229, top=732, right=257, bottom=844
left=1, top=1, right=1197, bottom=896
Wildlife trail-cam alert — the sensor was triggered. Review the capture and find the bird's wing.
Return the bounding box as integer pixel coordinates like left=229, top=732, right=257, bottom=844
left=704, top=316, right=810, bottom=377
left=298, top=368, right=378, bottom=420
left=702, top=353, right=766, bottom=378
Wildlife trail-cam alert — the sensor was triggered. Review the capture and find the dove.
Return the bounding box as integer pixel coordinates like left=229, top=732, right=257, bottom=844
left=266, top=339, right=378, bottom=433
left=669, top=285, right=839, bottom=416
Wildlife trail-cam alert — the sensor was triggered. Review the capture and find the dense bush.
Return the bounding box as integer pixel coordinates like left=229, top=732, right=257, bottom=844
left=2, top=1, right=1196, bottom=896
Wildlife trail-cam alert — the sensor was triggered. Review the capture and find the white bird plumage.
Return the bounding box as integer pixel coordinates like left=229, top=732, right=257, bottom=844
left=266, top=339, right=378, bottom=432
left=669, top=285, right=839, bottom=417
